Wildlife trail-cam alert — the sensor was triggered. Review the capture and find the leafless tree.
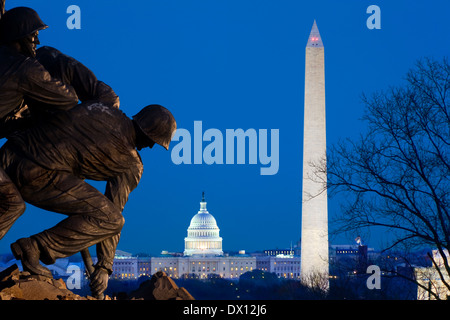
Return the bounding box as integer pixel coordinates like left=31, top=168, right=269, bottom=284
left=300, top=268, right=329, bottom=299
left=319, top=58, right=450, bottom=299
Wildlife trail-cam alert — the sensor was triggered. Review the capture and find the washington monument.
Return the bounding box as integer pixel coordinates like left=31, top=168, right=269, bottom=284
left=300, top=20, right=329, bottom=287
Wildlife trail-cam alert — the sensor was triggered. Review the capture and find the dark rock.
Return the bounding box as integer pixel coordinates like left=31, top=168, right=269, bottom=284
left=0, top=264, right=20, bottom=282
left=130, top=271, right=194, bottom=300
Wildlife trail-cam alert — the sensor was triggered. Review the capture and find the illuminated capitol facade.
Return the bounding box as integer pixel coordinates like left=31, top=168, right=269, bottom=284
left=183, top=193, right=223, bottom=256
left=110, top=193, right=303, bottom=281
left=150, top=193, right=256, bottom=279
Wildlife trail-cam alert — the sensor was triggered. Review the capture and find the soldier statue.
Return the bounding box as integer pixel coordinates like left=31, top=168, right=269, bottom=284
left=0, top=6, right=120, bottom=241
left=1, top=102, right=176, bottom=298
left=0, top=6, right=176, bottom=299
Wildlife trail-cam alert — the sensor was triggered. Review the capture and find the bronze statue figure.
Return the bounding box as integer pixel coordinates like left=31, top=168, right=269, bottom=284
left=0, top=6, right=176, bottom=299
left=1, top=102, right=176, bottom=298
left=0, top=7, right=80, bottom=243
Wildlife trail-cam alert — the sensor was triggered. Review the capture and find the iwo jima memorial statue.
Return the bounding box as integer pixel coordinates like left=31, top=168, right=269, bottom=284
left=0, top=4, right=179, bottom=299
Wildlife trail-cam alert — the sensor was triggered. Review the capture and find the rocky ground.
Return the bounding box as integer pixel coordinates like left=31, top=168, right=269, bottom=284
left=0, top=264, right=194, bottom=300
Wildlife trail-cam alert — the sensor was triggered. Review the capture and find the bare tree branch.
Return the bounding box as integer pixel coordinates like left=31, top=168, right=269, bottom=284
left=321, top=57, right=450, bottom=299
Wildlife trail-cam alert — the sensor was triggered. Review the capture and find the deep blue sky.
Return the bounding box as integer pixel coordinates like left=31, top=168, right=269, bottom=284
left=1, top=1, right=449, bottom=255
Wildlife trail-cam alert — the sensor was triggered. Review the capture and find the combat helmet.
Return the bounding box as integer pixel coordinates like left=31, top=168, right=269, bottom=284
left=133, top=105, right=176, bottom=150
left=0, top=7, right=48, bottom=44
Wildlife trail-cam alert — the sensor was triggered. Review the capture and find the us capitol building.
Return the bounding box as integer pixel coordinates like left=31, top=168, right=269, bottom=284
left=109, top=193, right=302, bottom=281
left=183, top=192, right=224, bottom=256
left=150, top=193, right=256, bottom=279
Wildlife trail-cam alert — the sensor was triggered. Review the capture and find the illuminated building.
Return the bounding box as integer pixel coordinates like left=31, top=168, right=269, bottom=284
left=111, top=193, right=307, bottom=281
left=151, top=254, right=256, bottom=280
left=184, top=192, right=223, bottom=256
left=110, top=250, right=139, bottom=280
left=151, top=193, right=255, bottom=279
left=415, top=249, right=450, bottom=300
left=256, top=254, right=301, bottom=280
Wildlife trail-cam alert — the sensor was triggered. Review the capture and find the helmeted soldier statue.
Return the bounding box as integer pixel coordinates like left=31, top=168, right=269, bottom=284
left=0, top=102, right=176, bottom=298
left=0, top=7, right=120, bottom=241
left=0, top=6, right=164, bottom=299
left=0, top=7, right=79, bottom=242
left=0, top=6, right=120, bottom=137
left=0, top=7, right=80, bottom=136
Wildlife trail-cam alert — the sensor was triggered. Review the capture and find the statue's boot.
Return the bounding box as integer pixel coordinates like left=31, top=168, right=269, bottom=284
left=10, top=238, right=53, bottom=278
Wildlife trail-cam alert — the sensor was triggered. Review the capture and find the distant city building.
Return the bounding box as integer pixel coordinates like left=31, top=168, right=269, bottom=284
left=329, top=244, right=376, bottom=276
left=415, top=249, right=450, bottom=300
left=151, top=254, right=256, bottom=279
left=110, top=250, right=139, bottom=280
left=263, top=249, right=295, bottom=257
left=256, top=254, right=301, bottom=280
left=138, top=257, right=152, bottom=277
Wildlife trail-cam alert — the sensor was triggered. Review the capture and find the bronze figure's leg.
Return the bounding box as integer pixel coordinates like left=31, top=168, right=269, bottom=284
left=21, top=170, right=125, bottom=266
left=3, top=153, right=124, bottom=276
left=0, top=167, right=25, bottom=240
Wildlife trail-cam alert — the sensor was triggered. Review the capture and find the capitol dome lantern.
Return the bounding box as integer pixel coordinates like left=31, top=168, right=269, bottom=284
left=184, top=192, right=223, bottom=256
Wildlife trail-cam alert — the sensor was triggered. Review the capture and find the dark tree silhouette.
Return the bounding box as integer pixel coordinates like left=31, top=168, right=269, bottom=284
left=319, top=58, right=449, bottom=299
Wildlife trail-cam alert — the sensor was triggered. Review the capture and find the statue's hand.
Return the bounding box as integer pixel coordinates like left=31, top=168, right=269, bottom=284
left=89, top=266, right=109, bottom=299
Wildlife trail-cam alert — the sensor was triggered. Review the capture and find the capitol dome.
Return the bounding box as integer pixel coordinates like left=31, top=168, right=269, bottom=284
left=184, top=193, right=223, bottom=256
